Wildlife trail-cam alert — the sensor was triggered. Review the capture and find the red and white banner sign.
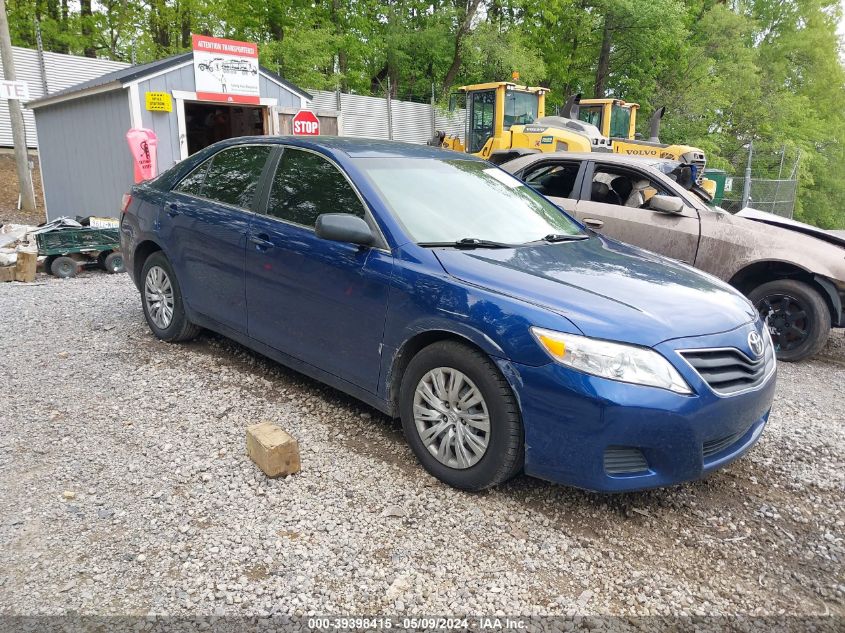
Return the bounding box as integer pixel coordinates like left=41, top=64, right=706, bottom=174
left=192, top=34, right=260, bottom=104
left=292, top=110, right=320, bottom=136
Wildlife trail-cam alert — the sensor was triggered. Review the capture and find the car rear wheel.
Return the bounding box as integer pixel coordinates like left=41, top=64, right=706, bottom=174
left=399, top=341, right=523, bottom=491
left=140, top=251, right=200, bottom=342
left=749, top=279, right=830, bottom=362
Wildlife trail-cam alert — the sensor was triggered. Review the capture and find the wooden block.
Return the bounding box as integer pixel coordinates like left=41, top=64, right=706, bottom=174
left=14, top=249, right=37, bottom=282
left=0, top=266, right=14, bottom=282
left=246, top=422, right=301, bottom=478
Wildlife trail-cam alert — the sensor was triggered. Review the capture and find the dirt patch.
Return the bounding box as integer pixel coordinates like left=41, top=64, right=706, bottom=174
left=0, top=150, right=46, bottom=226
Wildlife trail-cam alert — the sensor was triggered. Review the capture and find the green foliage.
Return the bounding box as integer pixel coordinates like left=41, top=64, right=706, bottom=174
left=3, top=0, right=844, bottom=226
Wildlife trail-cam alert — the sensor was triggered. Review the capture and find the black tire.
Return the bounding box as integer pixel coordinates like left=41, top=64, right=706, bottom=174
left=139, top=251, right=201, bottom=342
left=399, top=341, right=523, bottom=491
left=51, top=256, right=78, bottom=279
left=749, top=279, right=831, bottom=362
left=103, top=252, right=125, bottom=274
left=43, top=255, right=57, bottom=274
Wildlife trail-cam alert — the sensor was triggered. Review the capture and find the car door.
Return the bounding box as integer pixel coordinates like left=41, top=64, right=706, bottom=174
left=573, top=162, right=700, bottom=264
left=162, top=144, right=273, bottom=333
left=245, top=146, right=393, bottom=393
left=517, top=159, right=585, bottom=215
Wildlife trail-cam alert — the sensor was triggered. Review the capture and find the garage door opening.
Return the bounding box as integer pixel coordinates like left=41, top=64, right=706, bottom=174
left=184, top=102, right=266, bottom=155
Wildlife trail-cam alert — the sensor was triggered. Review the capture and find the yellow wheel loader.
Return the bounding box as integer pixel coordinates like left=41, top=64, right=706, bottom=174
left=431, top=82, right=713, bottom=197
left=431, top=81, right=612, bottom=163
left=574, top=96, right=710, bottom=189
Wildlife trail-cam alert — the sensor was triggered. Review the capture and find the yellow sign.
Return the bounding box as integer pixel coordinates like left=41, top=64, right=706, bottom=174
left=145, top=92, right=172, bottom=112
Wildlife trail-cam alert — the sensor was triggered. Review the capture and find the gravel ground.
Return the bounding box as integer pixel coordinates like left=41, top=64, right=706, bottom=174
left=0, top=272, right=843, bottom=622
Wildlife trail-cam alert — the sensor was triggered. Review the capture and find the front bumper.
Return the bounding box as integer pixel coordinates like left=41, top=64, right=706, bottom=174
left=502, top=323, right=776, bottom=492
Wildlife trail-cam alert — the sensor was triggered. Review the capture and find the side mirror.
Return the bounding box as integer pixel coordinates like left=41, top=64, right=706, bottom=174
left=315, top=214, right=374, bottom=246
left=649, top=194, right=685, bottom=214
left=448, top=93, right=457, bottom=112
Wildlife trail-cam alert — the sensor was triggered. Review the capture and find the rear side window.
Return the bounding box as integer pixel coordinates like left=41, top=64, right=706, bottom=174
left=265, top=148, right=365, bottom=227
left=174, top=162, right=209, bottom=196
left=174, top=145, right=272, bottom=209
left=202, top=145, right=272, bottom=208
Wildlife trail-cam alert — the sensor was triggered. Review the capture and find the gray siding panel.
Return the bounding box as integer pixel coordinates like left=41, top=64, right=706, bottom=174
left=137, top=64, right=195, bottom=168
left=0, top=46, right=128, bottom=148
left=35, top=89, right=133, bottom=220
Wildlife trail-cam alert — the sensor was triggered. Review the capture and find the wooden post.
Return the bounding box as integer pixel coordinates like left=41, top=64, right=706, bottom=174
left=0, top=0, right=36, bottom=214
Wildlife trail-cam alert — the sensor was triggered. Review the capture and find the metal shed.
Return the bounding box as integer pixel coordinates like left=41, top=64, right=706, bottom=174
left=27, top=52, right=311, bottom=220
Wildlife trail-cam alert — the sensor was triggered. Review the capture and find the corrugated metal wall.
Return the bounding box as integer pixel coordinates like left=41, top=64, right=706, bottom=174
left=34, top=90, right=133, bottom=220
left=0, top=46, right=128, bottom=148
left=308, top=89, right=465, bottom=144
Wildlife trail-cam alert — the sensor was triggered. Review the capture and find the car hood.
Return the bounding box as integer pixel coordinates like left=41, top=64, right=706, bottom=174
left=735, top=208, right=845, bottom=250
left=434, top=236, right=756, bottom=348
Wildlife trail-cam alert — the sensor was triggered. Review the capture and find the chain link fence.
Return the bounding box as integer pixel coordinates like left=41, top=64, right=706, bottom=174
left=719, top=145, right=800, bottom=217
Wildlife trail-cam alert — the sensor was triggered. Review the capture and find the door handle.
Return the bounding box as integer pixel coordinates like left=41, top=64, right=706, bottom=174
left=249, top=232, right=273, bottom=250
left=583, top=217, right=604, bottom=230
left=166, top=203, right=180, bottom=217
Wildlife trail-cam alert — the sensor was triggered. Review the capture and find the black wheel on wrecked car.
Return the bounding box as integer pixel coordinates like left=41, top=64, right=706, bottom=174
left=398, top=340, right=524, bottom=491
left=103, top=252, right=125, bottom=274
left=50, top=256, right=78, bottom=279
left=749, top=279, right=831, bottom=362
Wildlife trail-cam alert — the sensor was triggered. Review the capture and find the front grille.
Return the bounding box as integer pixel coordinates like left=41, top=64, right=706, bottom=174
left=604, top=446, right=649, bottom=475
left=680, top=344, right=774, bottom=395
left=703, top=427, right=749, bottom=458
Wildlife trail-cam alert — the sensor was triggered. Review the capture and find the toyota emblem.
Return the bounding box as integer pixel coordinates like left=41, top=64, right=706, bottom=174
left=748, top=331, right=764, bottom=358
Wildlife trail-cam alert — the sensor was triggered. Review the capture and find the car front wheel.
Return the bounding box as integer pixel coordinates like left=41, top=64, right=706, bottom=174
left=140, top=251, right=200, bottom=342
left=749, top=279, right=831, bottom=362
left=399, top=341, right=523, bottom=491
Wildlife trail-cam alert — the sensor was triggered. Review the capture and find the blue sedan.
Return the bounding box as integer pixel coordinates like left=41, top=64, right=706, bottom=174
left=120, top=137, right=776, bottom=492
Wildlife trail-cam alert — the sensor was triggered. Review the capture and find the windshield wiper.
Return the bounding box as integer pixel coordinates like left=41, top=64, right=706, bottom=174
left=418, top=238, right=514, bottom=249
left=530, top=233, right=589, bottom=244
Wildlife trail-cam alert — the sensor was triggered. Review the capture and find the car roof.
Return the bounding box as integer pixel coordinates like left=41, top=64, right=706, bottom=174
left=224, top=135, right=481, bottom=161
left=502, top=151, right=670, bottom=173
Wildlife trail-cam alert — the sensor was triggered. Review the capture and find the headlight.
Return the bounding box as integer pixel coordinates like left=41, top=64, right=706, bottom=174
left=530, top=327, right=692, bottom=394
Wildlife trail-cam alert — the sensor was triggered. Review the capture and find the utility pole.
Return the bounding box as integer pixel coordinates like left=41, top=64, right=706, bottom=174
left=0, top=0, right=36, bottom=214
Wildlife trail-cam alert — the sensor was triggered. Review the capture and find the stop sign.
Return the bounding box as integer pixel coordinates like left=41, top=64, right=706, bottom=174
left=292, top=110, right=320, bottom=136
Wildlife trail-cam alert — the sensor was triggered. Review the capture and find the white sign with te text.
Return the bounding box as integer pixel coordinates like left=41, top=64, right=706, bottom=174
left=0, top=80, right=30, bottom=101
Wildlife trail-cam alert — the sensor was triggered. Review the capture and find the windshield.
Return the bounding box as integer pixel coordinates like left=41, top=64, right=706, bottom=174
left=610, top=104, right=631, bottom=138
left=504, top=90, right=539, bottom=129
left=359, top=158, right=585, bottom=245
left=578, top=105, right=604, bottom=130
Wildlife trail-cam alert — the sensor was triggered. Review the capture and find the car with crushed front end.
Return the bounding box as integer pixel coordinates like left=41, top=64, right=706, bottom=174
left=120, top=137, right=776, bottom=492
left=502, top=151, right=845, bottom=362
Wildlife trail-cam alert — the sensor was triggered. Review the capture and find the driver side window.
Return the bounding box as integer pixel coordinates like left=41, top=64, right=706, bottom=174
left=522, top=162, right=580, bottom=199
left=589, top=167, right=667, bottom=210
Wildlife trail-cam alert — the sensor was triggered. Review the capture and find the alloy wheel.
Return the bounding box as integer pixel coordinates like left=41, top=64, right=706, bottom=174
left=756, top=293, right=808, bottom=352
left=412, top=367, right=490, bottom=469
left=144, top=265, right=175, bottom=330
